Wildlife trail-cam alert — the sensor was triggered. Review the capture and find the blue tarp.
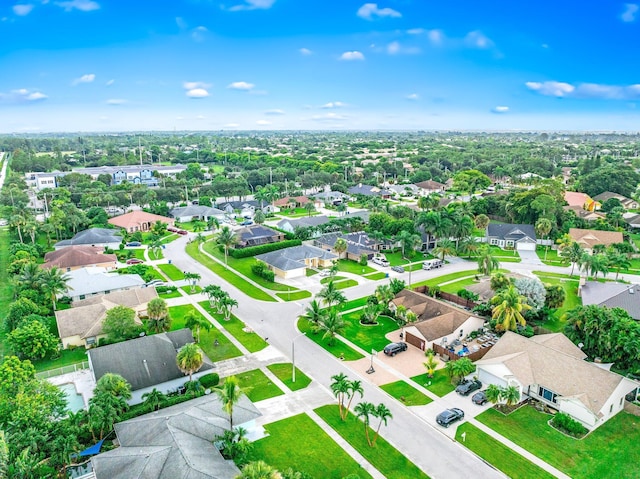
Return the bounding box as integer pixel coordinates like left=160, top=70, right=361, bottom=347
left=79, top=439, right=105, bottom=457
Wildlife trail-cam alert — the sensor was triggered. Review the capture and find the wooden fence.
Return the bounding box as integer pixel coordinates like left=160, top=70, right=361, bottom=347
left=432, top=342, right=493, bottom=362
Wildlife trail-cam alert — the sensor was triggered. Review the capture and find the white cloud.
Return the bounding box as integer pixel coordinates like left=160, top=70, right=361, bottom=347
left=191, top=26, right=208, bottom=42
left=106, top=98, right=126, bottom=105
left=186, top=88, right=209, bottom=98
left=196, top=115, right=206, bottom=120
left=322, top=101, right=345, bottom=109
left=54, top=0, right=99, bottom=12
left=492, top=106, right=509, bottom=113
left=357, top=3, right=401, bottom=20
left=183, top=81, right=211, bottom=90
left=105, top=79, right=114, bottom=86
left=386, top=41, right=420, bottom=55
left=427, top=29, right=444, bottom=45
left=175, top=16, right=188, bottom=30
left=0, top=88, right=48, bottom=103
left=227, top=81, right=255, bottom=91
left=387, top=41, right=400, bottom=55
left=621, top=3, right=638, bottom=22
left=228, top=0, right=275, bottom=11
left=299, top=47, right=312, bottom=55
left=340, top=51, right=365, bottom=61
left=72, top=73, right=95, bottom=85
left=13, top=4, right=34, bottom=16
left=265, top=109, right=285, bottom=115
left=256, top=120, right=271, bottom=125
left=525, top=81, right=576, bottom=97
left=524, top=80, right=640, bottom=100
left=406, top=93, right=419, bottom=101
left=465, top=30, right=494, bottom=49
left=406, top=28, right=425, bottom=35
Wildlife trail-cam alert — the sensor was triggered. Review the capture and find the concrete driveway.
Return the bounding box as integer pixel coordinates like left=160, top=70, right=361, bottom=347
left=517, top=249, right=543, bottom=265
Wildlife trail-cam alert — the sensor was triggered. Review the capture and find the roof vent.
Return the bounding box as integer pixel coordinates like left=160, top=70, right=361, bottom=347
left=630, top=289, right=635, bottom=294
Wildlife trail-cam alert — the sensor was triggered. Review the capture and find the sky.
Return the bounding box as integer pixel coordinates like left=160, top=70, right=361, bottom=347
left=1, top=0, right=640, bottom=133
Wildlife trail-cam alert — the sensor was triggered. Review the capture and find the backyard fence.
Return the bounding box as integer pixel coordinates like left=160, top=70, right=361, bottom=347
left=36, top=361, right=89, bottom=379
left=412, top=285, right=478, bottom=309
left=432, top=343, right=493, bottom=362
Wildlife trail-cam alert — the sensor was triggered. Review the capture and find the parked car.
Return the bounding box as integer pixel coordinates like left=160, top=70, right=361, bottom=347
left=319, top=269, right=331, bottom=277
left=456, top=379, right=483, bottom=396
left=436, top=408, right=465, bottom=428
left=240, top=220, right=253, bottom=226
left=372, top=256, right=390, bottom=267
left=472, top=390, right=488, bottom=405
left=126, top=241, right=142, bottom=247
left=383, top=342, right=408, bottom=356
left=126, top=258, right=144, bottom=265
left=423, top=259, right=444, bottom=270
left=391, top=265, right=405, bottom=273
left=177, top=230, right=188, bottom=235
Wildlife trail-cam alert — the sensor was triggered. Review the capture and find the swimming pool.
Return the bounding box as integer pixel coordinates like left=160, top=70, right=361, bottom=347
left=59, top=383, right=85, bottom=413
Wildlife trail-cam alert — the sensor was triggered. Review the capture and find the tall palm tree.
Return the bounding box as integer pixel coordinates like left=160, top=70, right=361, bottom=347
left=141, top=388, right=167, bottom=412
left=372, top=403, right=393, bottom=446
left=333, top=238, right=348, bottom=260
left=423, top=350, right=438, bottom=378
left=214, top=376, right=244, bottom=429
left=394, top=230, right=422, bottom=258
left=457, top=236, right=479, bottom=259
left=253, top=209, right=266, bottom=224
left=184, top=271, right=202, bottom=293
left=582, top=253, right=609, bottom=279
left=344, top=380, right=364, bottom=420
left=318, top=308, right=346, bottom=346
left=220, top=294, right=239, bottom=320
left=560, top=241, right=585, bottom=276
left=317, top=280, right=347, bottom=308
left=176, top=343, right=204, bottom=383
left=18, top=261, right=43, bottom=290
left=235, top=460, right=281, bottom=479
left=374, top=284, right=394, bottom=305
left=354, top=401, right=376, bottom=446
left=491, top=285, right=531, bottom=332
left=606, top=249, right=631, bottom=280
left=304, top=201, right=316, bottom=217
left=40, top=266, right=71, bottom=310
left=474, top=214, right=490, bottom=231
left=476, top=245, right=500, bottom=276
left=330, top=373, right=350, bottom=420
left=204, top=284, right=224, bottom=311
left=184, top=310, right=212, bottom=343
left=535, top=218, right=553, bottom=260
left=432, top=238, right=456, bottom=261
left=216, top=226, right=237, bottom=267
left=147, top=298, right=170, bottom=333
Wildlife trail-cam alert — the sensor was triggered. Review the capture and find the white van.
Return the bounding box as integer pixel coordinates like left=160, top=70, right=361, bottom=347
left=423, top=259, right=444, bottom=270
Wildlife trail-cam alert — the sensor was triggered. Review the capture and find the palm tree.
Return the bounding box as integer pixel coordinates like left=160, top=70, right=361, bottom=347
left=344, top=380, right=364, bottom=420
left=485, top=384, right=502, bottom=405
left=147, top=298, right=171, bottom=333
left=354, top=401, right=376, bottom=446
left=372, top=403, right=393, bottom=446
left=490, top=272, right=511, bottom=292
left=318, top=308, right=345, bottom=346
left=535, top=218, right=553, bottom=260
left=583, top=253, right=609, bottom=279
left=214, top=376, right=244, bottom=429
left=445, top=357, right=475, bottom=384
left=235, top=460, right=281, bottom=479
left=360, top=302, right=380, bottom=325
left=220, top=295, right=239, bottom=320
left=375, top=284, right=394, bottom=305
left=457, top=236, right=479, bottom=259
left=184, top=310, right=212, bottom=343
left=149, top=238, right=163, bottom=260
left=330, top=373, right=350, bottom=420
left=204, top=284, right=224, bottom=311
left=395, top=230, right=422, bottom=258
left=40, top=266, right=71, bottom=311
left=317, top=280, right=347, bottom=308
left=474, top=214, right=490, bottom=231
left=555, top=233, right=573, bottom=251
left=476, top=245, right=500, bottom=276
left=17, top=261, right=43, bottom=290
left=333, top=238, right=348, bottom=260
left=501, top=385, right=521, bottom=407
left=560, top=241, right=585, bottom=276
left=253, top=209, right=266, bottom=224
left=184, top=271, right=202, bottom=293
left=432, top=238, right=456, bottom=261
left=216, top=226, right=237, bottom=266
left=423, top=350, right=438, bottom=378
left=176, top=343, right=204, bottom=383
left=607, top=249, right=631, bottom=280
left=491, top=285, right=531, bottom=331
left=304, top=201, right=316, bottom=217
left=94, top=372, right=132, bottom=399
left=141, top=388, right=167, bottom=411
left=304, top=300, right=326, bottom=328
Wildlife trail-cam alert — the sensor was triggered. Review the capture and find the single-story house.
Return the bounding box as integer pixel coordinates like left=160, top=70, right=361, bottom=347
left=273, top=195, right=311, bottom=209
left=387, top=184, right=419, bottom=197
left=414, top=180, right=446, bottom=195
left=580, top=281, right=640, bottom=320
left=90, top=394, right=261, bottom=479
left=169, top=205, right=226, bottom=223
left=347, top=184, right=393, bottom=199
left=55, top=288, right=157, bottom=349
left=256, top=244, right=337, bottom=279
left=236, top=224, right=285, bottom=248
left=390, top=290, right=485, bottom=351
left=54, top=228, right=122, bottom=250
left=313, top=190, right=349, bottom=207
left=63, top=267, right=146, bottom=301
left=88, top=329, right=215, bottom=405
left=475, top=332, right=639, bottom=431
left=42, top=245, right=117, bottom=271
left=625, top=214, right=640, bottom=229
left=277, top=215, right=331, bottom=235
left=216, top=200, right=276, bottom=216
left=593, top=192, right=639, bottom=210
left=314, top=232, right=378, bottom=261
left=564, top=191, right=600, bottom=212
left=568, top=228, right=623, bottom=253
left=486, top=223, right=537, bottom=251
left=108, top=211, right=174, bottom=233
left=563, top=205, right=606, bottom=222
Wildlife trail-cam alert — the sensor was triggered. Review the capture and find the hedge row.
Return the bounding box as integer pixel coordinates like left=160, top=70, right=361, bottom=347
left=229, top=239, right=302, bottom=258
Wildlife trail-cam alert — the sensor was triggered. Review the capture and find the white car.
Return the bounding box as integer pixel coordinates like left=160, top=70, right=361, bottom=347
left=372, top=256, right=390, bottom=267
left=319, top=269, right=331, bottom=277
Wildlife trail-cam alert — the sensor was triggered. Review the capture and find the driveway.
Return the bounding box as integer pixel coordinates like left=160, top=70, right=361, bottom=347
left=517, top=249, right=543, bottom=265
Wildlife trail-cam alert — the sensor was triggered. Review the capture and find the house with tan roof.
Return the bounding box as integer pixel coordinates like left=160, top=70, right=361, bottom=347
left=593, top=191, right=639, bottom=210
left=564, top=191, right=600, bottom=212
left=568, top=228, right=623, bottom=253
left=55, top=287, right=157, bottom=349
left=273, top=195, right=312, bottom=209
left=42, top=246, right=117, bottom=271
left=563, top=205, right=606, bottom=222
left=390, top=290, right=485, bottom=351
left=414, top=180, right=446, bottom=195
left=108, top=211, right=174, bottom=233
left=475, top=332, right=638, bottom=430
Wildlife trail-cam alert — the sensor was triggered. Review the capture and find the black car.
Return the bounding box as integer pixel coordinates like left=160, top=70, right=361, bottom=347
left=383, top=342, right=408, bottom=356
left=472, top=390, right=488, bottom=405
left=391, top=265, right=405, bottom=273
left=436, top=408, right=465, bottom=428
left=455, top=379, right=482, bottom=396
left=126, top=241, right=142, bottom=247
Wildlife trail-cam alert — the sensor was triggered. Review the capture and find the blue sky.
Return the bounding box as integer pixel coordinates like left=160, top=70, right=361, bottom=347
left=1, top=0, right=639, bottom=132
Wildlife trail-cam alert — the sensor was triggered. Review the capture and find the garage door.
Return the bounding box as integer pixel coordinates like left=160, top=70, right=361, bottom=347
left=516, top=241, right=536, bottom=251
left=478, top=369, right=507, bottom=388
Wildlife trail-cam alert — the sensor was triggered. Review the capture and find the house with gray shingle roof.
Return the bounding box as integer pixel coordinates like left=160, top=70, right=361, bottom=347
left=277, top=215, right=332, bottom=235
left=580, top=281, right=640, bottom=320
left=486, top=223, right=537, bottom=251
left=314, top=232, right=379, bottom=261
left=169, top=205, right=226, bottom=223
left=256, top=244, right=337, bottom=279
left=54, top=228, right=122, bottom=250
left=236, top=224, right=285, bottom=248
left=347, top=184, right=393, bottom=198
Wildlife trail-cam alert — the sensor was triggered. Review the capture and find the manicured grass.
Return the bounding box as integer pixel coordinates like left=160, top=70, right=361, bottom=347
left=32, top=348, right=88, bottom=373
left=116, top=265, right=164, bottom=281
left=276, top=290, right=312, bottom=301
left=340, top=312, right=400, bottom=352
left=247, top=413, right=372, bottom=479
left=234, top=368, right=284, bottom=402
left=185, top=242, right=276, bottom=302
left=439, top=277, right=478, bottom=294
left=455, top=423, right=556, bottom=479
left=533, top=273, right=581, bottom=332
left=199, top=302, right=268, bottom=353
left=336, top=296, right=369, bottom=312
left=297, top=317, right=364, bottom=360
left=180, top=285, right=202, bottom=295
left=477, top=406, right=640, bottom=479
left=157, top=263, right=186, bottom=281
left=321, top=275, right=346, bottom=284
left=126, top=248, right=146, bottom=260
left=336, top=259, right=375, bottom=275
left=267, top=362, right=312, bottom=391
left=364, top=272, right=387, bottom=280
left=380, top=380, right=432, bottom=406
left=277, top=207, right=319, bottom=217
left=536, top=247, right=566, bottom=265
left=159, top=289, right=182, bottom=299
left=384, top=250, right=423, bottom=266
left=149, top=248, right=164, bottom=260
left=410, top=369, right=456, bottom=397
left=306, top=269, right=319, bottom=276
left=315, top=405, right=430, bottom=479
left=334, top=279, right=358, bottom=290
left=168, top=304, right=242, bottom=361
left=413, top=270, right=479, bottom=289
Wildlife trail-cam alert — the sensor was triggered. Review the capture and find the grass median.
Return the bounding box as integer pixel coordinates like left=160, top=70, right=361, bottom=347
left=379, top=380, right=432, bottom=406
left=199, top=302, right=268, bottom=353
left=267, top=362, right=312, bottom=391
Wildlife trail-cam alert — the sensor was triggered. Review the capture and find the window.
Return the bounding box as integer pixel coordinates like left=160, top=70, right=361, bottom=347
left=86, top=337, right=96, bottom=345
left=506, top=240, right=515, bottom=246
left=79, top=295, right=86, bottom=300
left=610, top=404, right=613, bottom=414
left=490, top=239, right=499, bottom=245
left=538, top=386, right=558, bottom=404
left=620, top=397, right=624, bottom=406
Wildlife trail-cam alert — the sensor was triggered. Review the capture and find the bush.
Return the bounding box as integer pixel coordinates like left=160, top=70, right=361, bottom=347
left=251, top=261, right=275, bottom=282
left=516, top=324, right=535, bottom=338
left=551, top=412, right=588, bottom=437
left=457, top=288, right=479, bottom=301
left=156, top=285, right=177, bottom=294
left=199, top=373, right=220, bottom=389
left=359, top=253, right=368, bottom=266
left=229, top=239, right=302, bottom=258
left=472, top=303, right=493, bottom=317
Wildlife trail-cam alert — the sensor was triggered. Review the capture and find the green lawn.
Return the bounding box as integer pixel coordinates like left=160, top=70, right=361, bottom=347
left=379, top=380, right=432, bottom=406
left=438, top=277, right=478, bottom=294
left=477, top=406, right=640, bottom=479
left=334, top=279, right=359, bottom=290
left=315, top=405, right=430, bottom=479
left=158, top=288, right=182, bottom=299
left=297, top=317, right=363, bottom=360
left=410, top=369, right=456, bottom=397
left=340, top=312, right=400, bottom=352
left=336, top=259, right=375, bottom=275
left=199, top=302, right=268, bottom=353
left=267, top=362, right=312, bottom=391
left=32, top=348, right=88, bottom=373
left=276, top=290, right=313, bottom=301
left=180, top=285, right=202, bottom=295
left=168, top=304, right=242, bottom=361
left=364, top=272, right=387, bottom=280
left=117, top=265, right=164, bottom=281
left=0, top=228, right=13, bottom=356
left=533, top=273, right=581, bottom=332
left=247, top=413, right=372, bottom=479
left=234, top=368, right=284, bottom=402
left=149, top=248, right=164, bottom=260
left=157, top=263, right=186, bottom=281
left=185, top=242, right=276, bottom=302
left=277, top=207, right=319, bottom=217
left=127, top=248, right=146, bottom=260
left=413, top=270, right=479, bottom=289
left=384, top=250, right=423, bottom=266
left=536, top=246, right=566, bottom=266
left=335, top=296, right=369, bottom=312
left=321, top=275, right=346, bottom=284
left=455, top=423, right=556, bottom=479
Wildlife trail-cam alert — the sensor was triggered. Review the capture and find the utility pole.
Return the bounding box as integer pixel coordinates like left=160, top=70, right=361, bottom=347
left=184, top=185, right=189, bottom=203
left=270, top=167, right=273, bottom=185
left=139, top=137, right=143, bottom=166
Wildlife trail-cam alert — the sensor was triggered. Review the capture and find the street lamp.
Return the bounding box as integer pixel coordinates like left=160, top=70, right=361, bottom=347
left=292, top=332, right=306, bottom=383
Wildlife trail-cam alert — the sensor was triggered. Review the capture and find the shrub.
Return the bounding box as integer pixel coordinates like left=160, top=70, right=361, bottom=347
left=551, top=412, right=588, bottom=437
left=457, top=288, right=479, bottom=301
left=516, top=324, right=535, bottom=338
left=156, top=285, right=177, bottom=294
left=199, top=373, right=220, bottom=389
left=359, top=253, right=368, bottom=266
left=229, top=239, right=302, bottom=258
left=251, top=261, right=275, bottom=282
left=472, top=303, right=493, bottom=317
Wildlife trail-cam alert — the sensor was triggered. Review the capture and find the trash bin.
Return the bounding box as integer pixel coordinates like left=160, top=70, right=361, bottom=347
left=385, top=273, right=389, bottom=278
left=168, top=259, right=172, bottom=264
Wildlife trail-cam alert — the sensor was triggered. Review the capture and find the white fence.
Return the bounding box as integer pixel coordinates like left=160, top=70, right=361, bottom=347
left=36, top=361, right=89, bottom=379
